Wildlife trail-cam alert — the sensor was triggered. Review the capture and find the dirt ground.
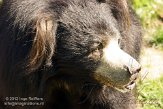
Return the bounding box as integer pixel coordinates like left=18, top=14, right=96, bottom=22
left=140, top=47, right=163, bottom=80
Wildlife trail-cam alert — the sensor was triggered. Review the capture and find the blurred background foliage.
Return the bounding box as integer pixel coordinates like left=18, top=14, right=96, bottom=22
left=132, top=0, right=163, bottom=109
left=132, top=0, right=163, bottom=49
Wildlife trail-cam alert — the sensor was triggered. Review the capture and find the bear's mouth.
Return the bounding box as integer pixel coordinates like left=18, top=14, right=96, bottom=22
left=113, top=82, right=136, bottom=93
left=93, top=73, right=138, bottom=92
left=106, top=80, right=137, bottom=93
left=124, top=80, right=136, bottom=91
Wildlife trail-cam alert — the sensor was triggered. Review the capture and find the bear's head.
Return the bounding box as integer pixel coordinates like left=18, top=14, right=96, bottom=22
left=29, top=0, right=141, bottom=92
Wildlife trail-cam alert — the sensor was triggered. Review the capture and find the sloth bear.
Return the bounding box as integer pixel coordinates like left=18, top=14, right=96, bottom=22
left=0, top=0, right=142, bottom=109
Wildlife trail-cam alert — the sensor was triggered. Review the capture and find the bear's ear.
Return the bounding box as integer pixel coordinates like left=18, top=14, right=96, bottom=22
left=28, top=14, right=57, bottom=72
left=109, top=0, right=131, bottom=30
left=27, top=1, right=68, bottom=72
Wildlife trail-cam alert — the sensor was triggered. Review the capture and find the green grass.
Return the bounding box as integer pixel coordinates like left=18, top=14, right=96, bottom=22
left=132, top=0, right=163, bottom=49
left=133, top=1, right=163, bottom=107
left=149, top=27, right=163, bottom=48
left=137, top=76, right=163, bottom=109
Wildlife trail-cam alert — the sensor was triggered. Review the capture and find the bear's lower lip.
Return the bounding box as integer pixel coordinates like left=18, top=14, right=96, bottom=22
left=103, top=80, right=136, bottom=93
left=124, top=81, right=136, bottom=90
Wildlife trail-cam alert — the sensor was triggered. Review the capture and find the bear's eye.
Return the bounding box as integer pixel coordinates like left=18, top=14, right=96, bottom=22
left=88, top=49, right=101, bottom=60
left=90, top=42, right=103, bottom=52
left=98, top=43, right=104, bottom=50
left=88, top=42, right=103, bottom=60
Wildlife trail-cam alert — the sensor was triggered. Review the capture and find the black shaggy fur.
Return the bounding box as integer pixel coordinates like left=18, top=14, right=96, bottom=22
left=0, top=0, right=142, bottom=109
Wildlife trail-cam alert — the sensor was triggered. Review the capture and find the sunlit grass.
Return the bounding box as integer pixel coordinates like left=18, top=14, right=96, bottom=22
left=137, top=76, right=163, bottom=109
left=133, top=2, right=163, bottom=108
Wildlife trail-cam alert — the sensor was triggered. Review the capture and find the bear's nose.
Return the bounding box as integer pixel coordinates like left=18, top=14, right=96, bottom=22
left=124, top=63, right=141, bottom=75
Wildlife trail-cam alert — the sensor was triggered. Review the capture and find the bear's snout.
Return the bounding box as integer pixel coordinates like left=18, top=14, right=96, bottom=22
left=94, top=39, right=141, bottom=91
left=103, top=39, right=141, bottom=74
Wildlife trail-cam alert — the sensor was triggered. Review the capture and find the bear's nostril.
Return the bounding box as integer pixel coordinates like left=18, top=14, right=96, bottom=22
left=123, top=65, right=141, bottom=75
left=132, top=65, right=141, bottom=74
left=136, top=66, right=141, bottom=72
